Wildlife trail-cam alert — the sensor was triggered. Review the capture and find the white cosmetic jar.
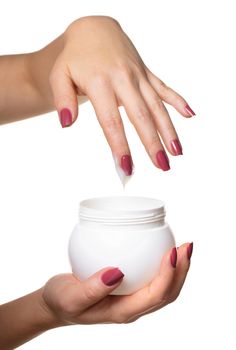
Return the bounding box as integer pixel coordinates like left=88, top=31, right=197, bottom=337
left=69, top=196, right=175, bottom=295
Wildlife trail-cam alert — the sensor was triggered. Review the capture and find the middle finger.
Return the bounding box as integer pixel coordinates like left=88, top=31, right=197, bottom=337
left=116, top=80, right=170, bottom=171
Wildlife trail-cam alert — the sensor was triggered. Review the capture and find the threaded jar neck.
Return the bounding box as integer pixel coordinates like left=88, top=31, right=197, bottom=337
left=79, top=196, right=165, bottom=226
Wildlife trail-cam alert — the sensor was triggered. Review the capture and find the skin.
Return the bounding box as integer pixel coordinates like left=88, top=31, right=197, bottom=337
left=0, top=244, right=191, bottom=349
left=0, top=16, right=193, bottom=348
left=0, top=16, right=194, bottom=169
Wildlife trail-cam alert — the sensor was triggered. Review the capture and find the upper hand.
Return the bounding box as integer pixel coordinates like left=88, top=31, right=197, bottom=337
left=49, top=16, right=195, bottom=176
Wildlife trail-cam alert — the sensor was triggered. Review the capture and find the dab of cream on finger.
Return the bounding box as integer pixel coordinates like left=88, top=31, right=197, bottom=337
left=113, top=154, right=134, bottom=188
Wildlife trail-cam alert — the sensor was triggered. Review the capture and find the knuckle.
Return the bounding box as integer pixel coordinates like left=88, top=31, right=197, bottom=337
left=115, top=63, right=137, bottom=85
left=136, top=106, right=151, bottom=122
left=113, top=312, right=129, bottom=324
left=91, top=74, right=109, bottom=89
left=146, top=134, right=160, bottom=152
left=83, top=285, right=99, bottom=302
left=157, top=287, right=174, bottom=306
left=52, top=92, right=76, bottom=109
left=103, top=115, right=123, bottom=132
left=103, top=16, right=121, bottom=27
left=168, top=292, right=179, bottom=304
left=125, top=315, right=140, bottom=323
left=157, top=79, right=167, bottom=93
left=147, top=285, right=169, bottom=308
left=150, top=96, right=166, bottom=114
left=119, top=64, right=133, bottom=78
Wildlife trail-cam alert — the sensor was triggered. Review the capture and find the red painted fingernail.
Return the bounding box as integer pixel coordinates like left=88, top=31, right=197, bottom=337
left=121, top=155, right=133, bottom=176
left=101, top=268, right=124, bottom=286
left=59, top=108, right=73, bottom=128
left=185, top=104, right=196, bottom=117
left=171, top=139, right=183, bottom=156
left=170, top=247, right=177, bottom=268
left=187, top=242, right=193, bottom=260
left=156, top=150, right=170, bottom=171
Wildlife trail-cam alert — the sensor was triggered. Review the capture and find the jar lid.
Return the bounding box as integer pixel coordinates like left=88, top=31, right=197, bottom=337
left=79, top=196, right=165, bottom=225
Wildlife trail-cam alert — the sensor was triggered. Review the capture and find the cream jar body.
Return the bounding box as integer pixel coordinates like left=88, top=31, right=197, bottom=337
left=69, top=197, right=175, bottom=295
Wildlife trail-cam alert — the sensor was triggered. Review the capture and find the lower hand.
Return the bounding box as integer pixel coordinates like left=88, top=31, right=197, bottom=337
left=42, top=243, right=192, bottom=325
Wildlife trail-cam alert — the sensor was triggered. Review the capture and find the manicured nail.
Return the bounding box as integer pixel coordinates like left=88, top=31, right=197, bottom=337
left=113, top=154, right=134, bottom=187
left=59, top=108, right=72, bottom=128
left=185, top=104, right=196, bottom=117
left=156, top=150, right=170, bottom=171
left=171, top=139, right=183, bottom=156
left=121, top=155, right=133, bottom=176
left=187, top=242, right=193, bottom=260
left=101, top=268, right=125, bottom=286
left=170, top=247, right=177, bottom=268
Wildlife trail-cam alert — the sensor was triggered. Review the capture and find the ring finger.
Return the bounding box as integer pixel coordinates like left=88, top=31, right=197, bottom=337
left=140, top=79, right=183, bottom=156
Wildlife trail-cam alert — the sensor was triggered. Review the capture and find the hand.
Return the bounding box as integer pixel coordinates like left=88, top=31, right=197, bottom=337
left=42, top=243, right=192, bottom=325
left=49, top=16, right=195, bottom=176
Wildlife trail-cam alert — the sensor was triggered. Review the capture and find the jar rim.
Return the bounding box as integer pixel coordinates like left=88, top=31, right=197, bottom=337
left=79, top=196, right=165, bottom=225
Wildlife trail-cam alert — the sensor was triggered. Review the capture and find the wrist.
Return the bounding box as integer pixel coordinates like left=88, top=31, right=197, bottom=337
left=26, top=35, right=65, bottom=111
left=36, top=288, right=64, bottom=330
left=0, top=288, right=63, bottom=349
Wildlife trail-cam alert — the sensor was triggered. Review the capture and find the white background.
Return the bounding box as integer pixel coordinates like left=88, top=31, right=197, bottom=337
left=0, top=0, right=235, bottom=348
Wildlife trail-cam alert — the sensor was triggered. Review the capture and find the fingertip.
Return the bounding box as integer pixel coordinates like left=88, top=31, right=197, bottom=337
left=50, top=68, right=78, bottom=128
left=170, top=139, right=183, bottom=156
left=148, top=246, right=177, bottom=297
left=159, top=246, right=177, bottom=272
left=175, top=242, right=193, bottom=265
left=59, top=108, right=73, bottom=128
left=100, top=267, right=125, bottom=287
left=184, top=104, right=196, bottom=117
left=77, top=267, right=124, bottom=309
left=170, top=247, right=178, bottom=268
left=187, top=242, right=194, bottom=261
left=155, top=149, right=171, bottom=171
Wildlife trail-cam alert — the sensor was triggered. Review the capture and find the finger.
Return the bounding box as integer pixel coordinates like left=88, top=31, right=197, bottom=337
left=60, top=267, right=124, bottom=316
left=140, top=79, right=183, bottom=156
left=50, top=64, right=78, bottom=128
left=116, top=82, right=170, bottom=171
left=108, top=247, right=177, bottom=323
left=87, top=81, right=133, bottom=177
left=145, top=69, right=196, bottom=118
left=168, top=242, right=193, bottom=302
left=130, top=242, right=192, bottom=320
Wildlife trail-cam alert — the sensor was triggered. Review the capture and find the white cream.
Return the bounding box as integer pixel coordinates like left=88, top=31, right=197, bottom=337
left=113, top=155, right=134, bottom=188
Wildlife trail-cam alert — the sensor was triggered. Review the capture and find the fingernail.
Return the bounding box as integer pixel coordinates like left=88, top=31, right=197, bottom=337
left=185, top=104, right=196, bottom=117
left=113, top=154, right=134, bottom=187
left=187, top=242, right=193, bottom=260
left=101, top=268, right=125, bottom=286
left=171, top=139, right=183, bottom=156
left=156, top=150, right=170, bottom=171
left=170, top=247, right=177, bottom=268
left=59, top=108, right=73, bottom=128
left=121, top=155, right=133, bottom=176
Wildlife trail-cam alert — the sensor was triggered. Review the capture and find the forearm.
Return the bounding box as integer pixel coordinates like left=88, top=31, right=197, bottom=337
left=0, top=35, right=63, bottom=124
left=0, top=27, right=86, bottom=125
left=0, top=288, right=59, bottom=350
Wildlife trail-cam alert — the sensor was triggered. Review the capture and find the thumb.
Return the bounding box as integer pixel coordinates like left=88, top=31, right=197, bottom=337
left=67, top=267, right=124, bottom=314
left=50, top=65, right=78, bottom=128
